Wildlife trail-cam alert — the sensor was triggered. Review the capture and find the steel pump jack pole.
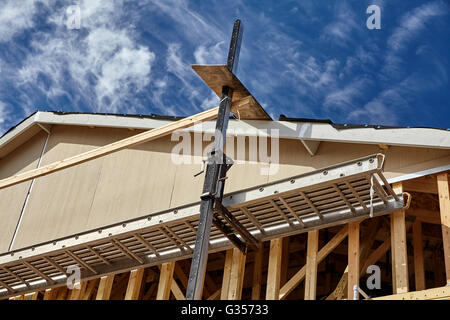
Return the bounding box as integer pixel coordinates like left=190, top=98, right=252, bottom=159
left=186, top=19, right=244, bottom=300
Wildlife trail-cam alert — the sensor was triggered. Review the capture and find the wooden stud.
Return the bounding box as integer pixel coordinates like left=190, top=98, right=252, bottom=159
left=305, top=230, right=319, bottom=300
left=156, top=262, right=176, bottom=300
left=125, top=268, right=145, bottom=300
left=43, top=288, right=58, bottom=300
left=56, top=286, right=68, bottom=300
left=220, top=249, right=233, bottom=300
left=279, top=226, right=347, bottom=300
left=207, top=288, right=221, bottom=300
left=68, top=281, right=87, bottom=300
left=251, top=245, right=264, bottom=300
left=227, top=248, right=246, bottom=300
left=390, top=182, right=409, bottom=294
left=24, top=292, right=39, bottom=300
left=347, top=222, right=360, bottom=300
left=82, top=279, right=99, bottom=300
left=412, top=220, right=426, bottom=291
left=437, top=172, right=450, bottom=285
left=142, top=283, right=158, bottom=300
left=96, top=275, right=115, bottom=300
left=266, top=238, right=283, bottom=300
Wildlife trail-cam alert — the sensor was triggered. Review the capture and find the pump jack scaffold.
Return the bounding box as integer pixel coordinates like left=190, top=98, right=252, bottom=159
left=186, top=19, right=261, bottom=300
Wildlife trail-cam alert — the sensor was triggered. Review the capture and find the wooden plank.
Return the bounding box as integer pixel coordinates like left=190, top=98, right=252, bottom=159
left=43, top=288, right=58, bottom=300
left=251, top=245, right=264, bottom=300
left=347, top=222, right=360, bottom=300
left=56, top=286, right=68, bottom=300
left=0, top=106, right=220, bottom=190
left=407, top=209, right=441, bottom=225
left=96, top=275, right=115, bottom=300
left=228, top=248, right=246, bottom=300
left=124, top=268, right=145, bottom=300
left=82, top=279, right=98, bottom=300
left=191, top=65, right=271, bottom=120
left=412, top=220, right=426, bottom=291
left=437, top=172, right=450, bottom=284
left=266, top=238, right=283, bottom=300
left=373, top=285, right=450, bottom=300
left=361, top=237, right=391, bottom=274
left=156, top=262, right=176, bottom=300
left=279, top=227, right=347, bottom=300
left=24, top=292, right=39, bottom=300
left=68, top=281, right=87, bottom=300
left=390, top=182, right=409, bottom=294
left=207, top=288, right=221, bottom=300
left=220, top=249, right=233, bottom=300
left=155, top=264, right=185, bottom=300
left=304, top=230, right=319, bottom=300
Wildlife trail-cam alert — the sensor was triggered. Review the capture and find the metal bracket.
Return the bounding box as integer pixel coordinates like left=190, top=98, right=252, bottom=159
left=213, top=199, right=260, bottom=253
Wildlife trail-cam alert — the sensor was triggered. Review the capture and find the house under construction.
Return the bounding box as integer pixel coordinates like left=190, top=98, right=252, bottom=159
left=1, top=20, right=450, bottom=301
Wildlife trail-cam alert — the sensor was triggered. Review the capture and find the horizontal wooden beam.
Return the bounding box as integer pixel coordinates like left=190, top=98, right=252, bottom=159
left=373, top=286, right=450, bottom=300
left=0, top=106, right=219, bottom=190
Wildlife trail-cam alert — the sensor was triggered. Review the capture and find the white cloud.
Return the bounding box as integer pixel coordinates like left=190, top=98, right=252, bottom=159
left=322, top=2, right=358, bottom=46
left=0, top=101, right=11, bottom=134
left=199, top=92, right=219, bottom=110
left=0, top=0, right=37, bottom=42
left=194, top=41, right=225, bottom=65
left=15, top=0, right=155, bottom=114
left=388, top=1, right=447, bottom=51
left=383, top=1, right=448, bottom=77
left=324, top=78, right=370, bottom=110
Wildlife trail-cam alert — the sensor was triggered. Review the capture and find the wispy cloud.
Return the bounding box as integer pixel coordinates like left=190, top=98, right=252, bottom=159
left=383, top=1, right=448, bottom=77
left=11, top=0, right=156, bottom=115
left=0, top=101, right=10, bottom=134
left=324, top=77, right=371, bottom=110
left=0, top=0, right=37, bottom=43
left=321, top=2, right=358, bottom=46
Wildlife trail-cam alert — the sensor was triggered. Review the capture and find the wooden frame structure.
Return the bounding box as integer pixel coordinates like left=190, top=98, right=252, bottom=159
left=0, top=152, right=407, bottom=299
left=0, top=101, right=448, bottom=301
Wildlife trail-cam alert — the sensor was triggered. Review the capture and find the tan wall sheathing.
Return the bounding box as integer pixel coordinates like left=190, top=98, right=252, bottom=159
left=0, top=131, right=47, bottom=252
left=2, top=125, right=449, bottom=251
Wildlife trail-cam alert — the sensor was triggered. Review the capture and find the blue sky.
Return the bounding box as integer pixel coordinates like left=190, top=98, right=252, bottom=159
left=0, top=0, right=449, bottom=135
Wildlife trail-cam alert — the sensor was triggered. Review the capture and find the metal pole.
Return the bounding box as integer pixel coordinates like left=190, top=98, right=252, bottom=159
left=186, top=19, right=243, bottom=300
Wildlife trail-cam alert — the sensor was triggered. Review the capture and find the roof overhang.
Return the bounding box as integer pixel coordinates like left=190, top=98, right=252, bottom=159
left=1, top=111, right=450, bottom=159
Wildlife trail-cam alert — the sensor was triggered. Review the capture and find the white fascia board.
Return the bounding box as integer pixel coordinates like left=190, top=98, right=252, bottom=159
left=3, top=111, right=450, bottom=151
left=34, top=111, right=174, bottom=130
left=0, top=113, right=38, bottom=149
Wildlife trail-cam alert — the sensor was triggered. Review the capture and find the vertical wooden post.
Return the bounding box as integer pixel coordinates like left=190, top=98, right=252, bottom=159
left=56, top=286, right=68, bottom=300
left=96, top=275, right=115, bottom=300
left=68, top=281, right=87, bottom=300
left=251, top=245, right=264, bottom=300
left=280, top=237, right=290, bottom=286
left=266, top=238, right=283, bottom=300
left=227, top=248, right=246, bottom=300
left=305, top=230, right=319, bottom=300
left=412, top=220, right=426, bottom=291
left=82, top=279, right=99, bottom=300
left=156, top=262, right=176, bottom=300
left=437, top=172, right=450, bottom=285
left=43, top=288, right=58, bottom=300
left=390, top=182, right=409, bottom=294
left=125, top=268, right=145, bottom=300
left=221, top=249, right=233, bottom=300
left=24, top=292, right=39, bottom=300
left=347, top=222, right=360, bottom=300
